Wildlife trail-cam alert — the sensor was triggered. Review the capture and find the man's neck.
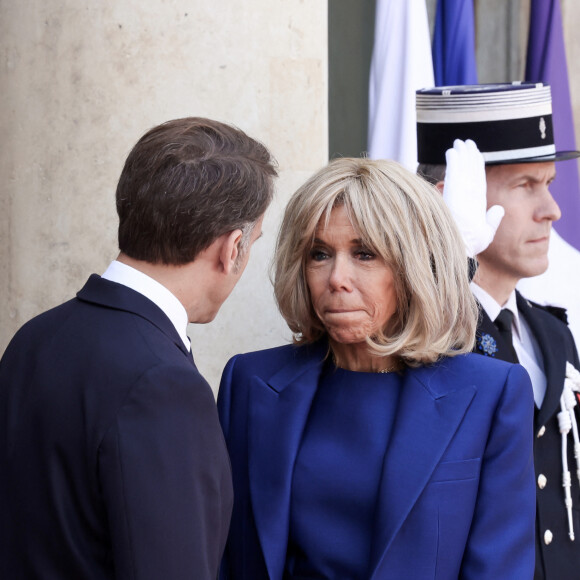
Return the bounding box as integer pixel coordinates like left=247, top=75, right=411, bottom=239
left=116, top=251, right=221, bottom=324
left=472, top=266, right=518, bottom=307
left=116, top=254, right=196, bottom=320
left=117, top=253, right=185, bottom=292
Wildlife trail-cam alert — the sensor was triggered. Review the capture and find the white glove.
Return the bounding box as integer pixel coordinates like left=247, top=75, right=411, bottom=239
left=443, top=139, right=505, bottom=257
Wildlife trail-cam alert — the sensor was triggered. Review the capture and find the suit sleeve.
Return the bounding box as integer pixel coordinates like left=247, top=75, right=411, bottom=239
left=460, top=363, right=536, bottom=579
left=98, top=363, right=232, bottom=580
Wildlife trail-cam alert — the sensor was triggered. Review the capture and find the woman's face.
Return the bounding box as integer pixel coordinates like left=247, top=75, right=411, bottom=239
left=305, top=204, right=397, bottom=345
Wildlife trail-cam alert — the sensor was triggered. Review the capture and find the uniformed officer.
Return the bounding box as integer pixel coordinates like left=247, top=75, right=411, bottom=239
left=416, top=82, right=580, bottom=580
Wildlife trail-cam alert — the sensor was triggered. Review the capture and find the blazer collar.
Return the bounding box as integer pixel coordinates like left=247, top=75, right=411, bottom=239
left=247, top=346, right=475, bottom=580
left=76, top=274, right=190, bottom=359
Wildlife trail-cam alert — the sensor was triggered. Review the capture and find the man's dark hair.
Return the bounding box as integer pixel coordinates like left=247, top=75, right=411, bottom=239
left=116, top=117, right=277, bottom=264
left=416, top=163, right=446, bottom=186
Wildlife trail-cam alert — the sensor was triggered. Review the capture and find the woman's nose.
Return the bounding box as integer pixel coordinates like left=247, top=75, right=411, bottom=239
left=328, top=255, right=352, bottom=291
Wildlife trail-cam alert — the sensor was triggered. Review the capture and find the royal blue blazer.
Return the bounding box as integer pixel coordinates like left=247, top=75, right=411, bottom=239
left=218, top=341, right=536, bottom=580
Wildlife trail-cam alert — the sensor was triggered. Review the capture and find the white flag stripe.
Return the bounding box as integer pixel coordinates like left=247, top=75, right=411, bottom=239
left=367, top=0, right=434, bottom=171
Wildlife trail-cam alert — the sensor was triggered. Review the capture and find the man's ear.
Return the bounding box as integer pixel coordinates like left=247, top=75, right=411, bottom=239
left=219, top=229, right=244, bottom=274
left=435, top=180, right=445, bottom=194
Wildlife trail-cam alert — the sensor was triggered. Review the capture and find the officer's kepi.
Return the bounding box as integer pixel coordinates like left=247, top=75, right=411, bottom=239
left=416, top=82, right=580, bottom=166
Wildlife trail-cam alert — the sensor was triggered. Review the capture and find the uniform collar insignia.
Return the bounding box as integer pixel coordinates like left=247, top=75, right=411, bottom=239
left=477, top=332, right=497, bottom=357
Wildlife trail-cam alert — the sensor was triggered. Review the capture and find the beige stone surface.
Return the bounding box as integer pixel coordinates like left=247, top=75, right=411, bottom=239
left=0, top=0, right=328, bottom=392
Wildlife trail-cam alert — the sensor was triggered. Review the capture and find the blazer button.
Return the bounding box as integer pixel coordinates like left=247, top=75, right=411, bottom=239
left=544, top=530, right=553, bottom=545
left=537, top=474, right=547, bottom=489
left=537, top=425, right=546, bottom=438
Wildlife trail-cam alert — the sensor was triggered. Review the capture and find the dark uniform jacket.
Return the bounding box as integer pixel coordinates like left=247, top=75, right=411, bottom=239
left=0, top=275, right=233, bottom=580
left=473, top=290, right=580, bottom=580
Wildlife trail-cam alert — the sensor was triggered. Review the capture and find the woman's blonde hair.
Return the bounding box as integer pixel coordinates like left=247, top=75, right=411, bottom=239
left=274, top=157, right=478, bottom=366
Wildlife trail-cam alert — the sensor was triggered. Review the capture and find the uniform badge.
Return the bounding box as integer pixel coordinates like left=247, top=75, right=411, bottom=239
left=477, top=333, right=497, bottom=357
left=539, top=117, right=547, bottom=139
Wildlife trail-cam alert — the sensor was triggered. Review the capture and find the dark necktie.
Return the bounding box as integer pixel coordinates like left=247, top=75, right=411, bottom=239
left=494, top=309, right=519, bottom=362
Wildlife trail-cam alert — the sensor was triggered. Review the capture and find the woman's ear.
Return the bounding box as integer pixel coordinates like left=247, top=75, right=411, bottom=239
left=435, top=180, right=445, bottom=194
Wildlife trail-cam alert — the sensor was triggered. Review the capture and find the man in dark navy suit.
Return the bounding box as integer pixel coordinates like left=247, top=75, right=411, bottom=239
left=0, top=117, right=277, bottom=579
left=416, top=83, right=580, bottom=580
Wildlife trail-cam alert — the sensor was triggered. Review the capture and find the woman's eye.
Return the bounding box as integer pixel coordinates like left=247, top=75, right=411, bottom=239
left=356, top=249, right=375, bottom=261
left=309, top=249, right=329, bottom=261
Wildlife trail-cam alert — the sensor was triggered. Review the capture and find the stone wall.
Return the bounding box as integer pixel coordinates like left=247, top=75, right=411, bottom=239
left=0, top=1, right=328, bottom=391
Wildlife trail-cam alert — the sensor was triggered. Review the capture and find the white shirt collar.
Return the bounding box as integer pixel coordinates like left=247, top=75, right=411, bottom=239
left=470, top=282, right=522, bottom=339
left=101, top=260, right=190, bottom=351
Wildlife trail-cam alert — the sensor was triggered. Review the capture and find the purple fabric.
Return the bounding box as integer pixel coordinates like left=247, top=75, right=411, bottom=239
left=525, top=0, right=580, bottom=250
left=432, top=0, right=478, bottom=85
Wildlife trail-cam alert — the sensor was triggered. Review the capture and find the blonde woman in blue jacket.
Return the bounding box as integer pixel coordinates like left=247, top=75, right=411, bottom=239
left=218, top=158, right=535, bottom=580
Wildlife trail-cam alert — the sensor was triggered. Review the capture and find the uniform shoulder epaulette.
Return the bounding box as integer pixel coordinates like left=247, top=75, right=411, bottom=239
left=528, top=300, right=569, bottom=325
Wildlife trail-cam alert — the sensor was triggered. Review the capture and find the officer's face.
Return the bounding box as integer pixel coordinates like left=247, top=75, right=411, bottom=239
left=476, top=162, right=560, bottom=289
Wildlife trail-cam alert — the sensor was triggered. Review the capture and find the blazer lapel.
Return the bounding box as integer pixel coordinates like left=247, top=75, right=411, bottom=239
left=516, top=292, right=566, bottom=426
left=248, top=343, right=327, bottom=580
left=369, top=364, right=476, bottom=578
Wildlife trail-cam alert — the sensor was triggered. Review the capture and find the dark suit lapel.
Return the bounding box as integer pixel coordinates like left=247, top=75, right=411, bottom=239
left=77, top=274, right=190, bottom=359
left=248, top=342, right=327, bottom=580
left=516, top=292, right=566, bottom=425
left=369, top=364, right=476, bottom=577
left=474, top=304, right=518, bottom=363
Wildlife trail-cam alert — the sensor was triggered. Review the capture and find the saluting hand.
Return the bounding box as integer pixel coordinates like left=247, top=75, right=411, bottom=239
left=443, top=138, right=505, bottom=257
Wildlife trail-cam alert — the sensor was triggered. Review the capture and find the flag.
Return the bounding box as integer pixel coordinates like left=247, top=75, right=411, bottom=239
left=367, top=0, right=434, bottom=171
left=525, top=0, right=580, bottom=250
left=432, top=0, right=478, bottom=85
